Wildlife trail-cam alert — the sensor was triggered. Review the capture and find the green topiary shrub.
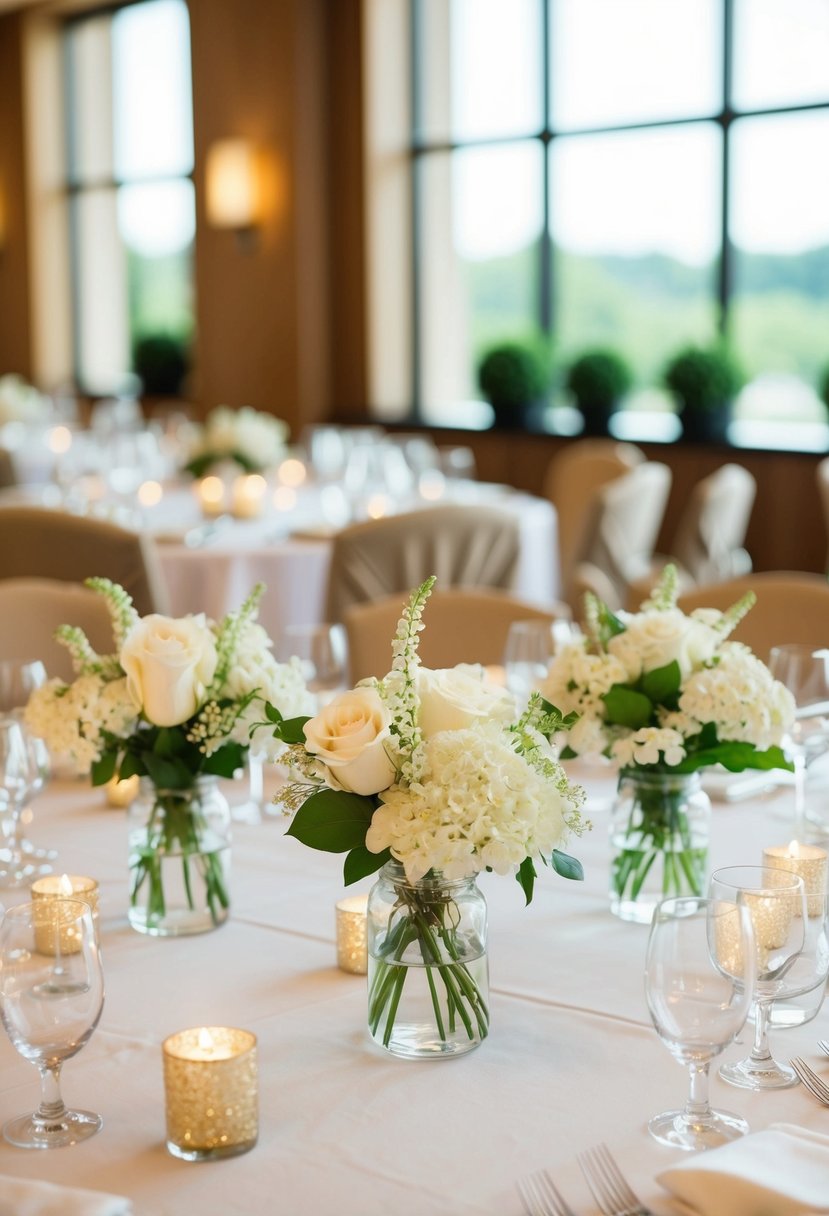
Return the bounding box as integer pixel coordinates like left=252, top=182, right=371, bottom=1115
left=565, top=347, right=633, bottom=435
left=133, top=333, right=190, bottom=397
left=477, top=338, right=551, bottom=428
left=663, top=343, right=744, bottom=442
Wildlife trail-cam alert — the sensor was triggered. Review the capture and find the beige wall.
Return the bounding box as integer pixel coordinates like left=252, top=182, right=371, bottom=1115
left=0, top=11, right=33, bottom=377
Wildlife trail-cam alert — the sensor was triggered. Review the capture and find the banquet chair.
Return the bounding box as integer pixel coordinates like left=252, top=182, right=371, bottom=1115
left=344, top=587, right=571, bottom=682
left=325, top=504, right=521, bottom=623
left=0, top=448, right=16, bottom=489
left=0, top=577, right=114, bottom=682
left=568, top=461, right=673, bottom=616
left=626, top=463, right=757, bottom=608
left=0, top=506, right=169, bottom=616
left=542, top=439, right=645, bottom=607
left=677, top=571, right=829, bottom=663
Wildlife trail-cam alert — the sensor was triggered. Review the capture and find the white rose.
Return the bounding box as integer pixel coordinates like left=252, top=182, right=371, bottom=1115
left=120, top=613, right=218, bottom=727
left=608, top=609, right=720, bottom=681
left=417, top=664, right=516, bottom=738
left=303, top=687, right=396, bottom=795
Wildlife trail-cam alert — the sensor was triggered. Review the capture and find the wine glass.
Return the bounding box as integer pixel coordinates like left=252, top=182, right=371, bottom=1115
left=0, top=898, right=104, bottom=1147
left=0, top=658, right=55, bottom=878
left=767, top=644, right=829, bottom=837
left=279, top=624, right=349, bottom=707
left=644, top=895, right=756, bottom=1151
left=503, top=619, right=578, bottom=707
left=709, top=865, right=807, bottom=1089
left=0, top=718, right=49, bottom=888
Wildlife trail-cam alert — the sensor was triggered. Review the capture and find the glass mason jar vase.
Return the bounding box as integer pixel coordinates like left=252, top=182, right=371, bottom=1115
left=609, top=769, right=711, bottom=925
left=367, top=860, right=489, bottom=1060
left=127, top=776, right=231, bottom=936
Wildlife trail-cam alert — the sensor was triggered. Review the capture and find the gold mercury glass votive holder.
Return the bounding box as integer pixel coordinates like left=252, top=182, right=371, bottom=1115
left=336, top=894, right=368, bottom=975
left=31, top=875, right=99, bottom=954
left=763, top=842, right=828, bottom=917
left=163, top=1027, right=258, bottom=1161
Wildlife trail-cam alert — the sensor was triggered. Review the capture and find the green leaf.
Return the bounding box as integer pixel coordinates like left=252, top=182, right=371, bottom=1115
left=154, top=727, right=186, bottom=757
left=559, top=744, right=577, bottom=760
left=202, top=741, right=246, bottom=778
left=285, top=788, right=376, bottom=853
left=343, top=845, right=390, bottom=885
left=597, top=602, right=627, bottom=643
left=551, top=849, right=584, bottom=881
left=263, top=702, right=284, bottom=724
left=602, top=685, right=653, bottom=730
left=516, top=855, right=537, bottom=905
left=91, top=751, right=117, bottom=786
left=277, top=716, right=311, bottom=745
left=641, top=660, right=681, bottom=705
left=676, top=742, right=793, bottom=774
left=118, top=751, right=143, bottom=780
left=142, top=753, right=193, bottom=789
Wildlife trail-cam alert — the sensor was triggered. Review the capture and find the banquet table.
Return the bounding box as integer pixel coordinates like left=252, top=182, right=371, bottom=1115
left=0, top=763, right=827, bottom=1216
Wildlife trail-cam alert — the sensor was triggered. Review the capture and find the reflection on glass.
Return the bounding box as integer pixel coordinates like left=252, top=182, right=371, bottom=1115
left=552, top=125, right=720, bottom=386
left=730, top=112, right=829, bottom=410
left=417, top=0, right=542, bottom=142
left=551, top=0, right=721, bottom=130
left=733, top=0, right=829, bottom=111
left=419, top=142, right=542, bottom=421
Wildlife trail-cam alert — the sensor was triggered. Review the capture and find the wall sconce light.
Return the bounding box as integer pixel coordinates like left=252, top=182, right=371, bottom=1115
left=205, top=139, right=261, bottom=250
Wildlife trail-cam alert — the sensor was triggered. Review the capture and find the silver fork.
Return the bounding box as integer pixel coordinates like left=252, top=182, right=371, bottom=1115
left=791, top=1056, right=829, bottom=1105
left=517, top=1169, right=577, bottom=1216
left=578, top=1143, right=655, bottom=1216
left=817, top=1039, right=829, bottom=1058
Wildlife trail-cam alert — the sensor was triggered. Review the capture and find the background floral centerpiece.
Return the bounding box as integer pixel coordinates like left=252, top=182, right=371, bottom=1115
left=25, top=579, right=311, bottom=935
left=540, top=565, right=795, bottom=921
left=262, top=577, right=586, bottom=1057
left=183, top=404, right=289, bottom=477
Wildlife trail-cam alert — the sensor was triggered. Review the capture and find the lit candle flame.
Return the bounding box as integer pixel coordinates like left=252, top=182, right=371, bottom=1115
left=138, top=480, right=163, bottom=507
left=59, top=873, right=74, bottom=896
left=198, top=1027, right=215, bottom=1054
left=278, top=458, right=307, bottom=488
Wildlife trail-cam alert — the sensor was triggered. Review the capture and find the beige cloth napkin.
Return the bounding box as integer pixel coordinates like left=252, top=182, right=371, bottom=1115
left=0, top=1174, right=131, bottom=1216
left=657, top=1122, right=829, bottom=1216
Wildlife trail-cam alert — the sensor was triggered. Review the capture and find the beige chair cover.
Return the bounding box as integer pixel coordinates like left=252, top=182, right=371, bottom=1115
left=0, top=577, right=115, bottom=681
left=0, top=506, right=169, bottom=616
left=543, top=439, right=645, bottom=601
left=345, top=588, right=571, bottom=683
left=569, top=461, right=672, bottom=614
left=325, top=505, right=521, bottom=623
left=678, top=571, right=829, bottom=663
left=671, top=463, right=756, bottom=585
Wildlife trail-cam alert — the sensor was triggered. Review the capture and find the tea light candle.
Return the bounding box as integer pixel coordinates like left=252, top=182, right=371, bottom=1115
left=105, top=773, right=140, bottom=807
left=163, top=1026, right=258, bottom=1161
left=32, top=874, right=99, bottom=954
left=764, top=840, right=828, bottom=917
left=336, top=894, right=368, bottom=975
left=231, top=474, right=267, bottom=519
left=196, top=475, right=228, bottom=518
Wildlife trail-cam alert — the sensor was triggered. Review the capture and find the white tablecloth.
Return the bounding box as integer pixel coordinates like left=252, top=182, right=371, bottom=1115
left=0, top=766, right=826, bottom=1216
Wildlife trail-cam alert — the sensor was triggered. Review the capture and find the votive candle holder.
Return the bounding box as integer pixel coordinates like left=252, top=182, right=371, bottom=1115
left=763, top=841, right=828, bottom=916
left=336, top=894, right=368, bottom=975
left=31, top=874, right=99, bottom=954
left=163, top=1026, right=258, bottom=1161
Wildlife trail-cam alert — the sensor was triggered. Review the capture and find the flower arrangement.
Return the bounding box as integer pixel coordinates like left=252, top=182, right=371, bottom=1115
left=184, top=405, right=289, bottom=477
left=0, top=373, right=49, bottom=425
left=261, top=577, right=586, bottom=1052
left=540, top=565, right=795, bottom=912
left=25, top=579, right=312, bottom=929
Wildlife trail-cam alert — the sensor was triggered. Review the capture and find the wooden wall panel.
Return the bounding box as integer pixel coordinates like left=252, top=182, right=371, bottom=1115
left=0, top=11, right=32, bottom=377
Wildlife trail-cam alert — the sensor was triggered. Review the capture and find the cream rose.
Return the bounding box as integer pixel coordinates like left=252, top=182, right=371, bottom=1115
left=120, top=613, right=218, bottom=727
left=303, top=687, right=397, bottom=795
left=608, top=609, right=720, bottom=681
left=416, top=665, right=516, bottom=738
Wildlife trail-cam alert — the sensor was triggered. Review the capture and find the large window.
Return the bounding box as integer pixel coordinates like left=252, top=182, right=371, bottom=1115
left=397, top=0, right=829, bottom=439
left=64, top=0, right=194, bottom=396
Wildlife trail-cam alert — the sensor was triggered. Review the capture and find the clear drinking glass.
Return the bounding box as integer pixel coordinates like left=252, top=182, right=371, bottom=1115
left=767, top=644, right=829, bottom=836
left=645, top=895, right=756, bottom=1151
left=0, top=898, right=104, bottom=1148
left=503, top=620, right=558, bottom=705
left=0, top=718, right=51, bottom=888
left=0, top=658, right=55, bottom=873
left=279, top=624, right=348, bottom=707
left=709, top=865, right=807, bottom=1089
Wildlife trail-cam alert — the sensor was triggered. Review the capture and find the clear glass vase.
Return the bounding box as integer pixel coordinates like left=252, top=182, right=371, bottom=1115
left=127, top=776, right=231, bottom=936
left=609, top=769, right=711, bottom=925
left=367, top=860, right=489, bottom=1060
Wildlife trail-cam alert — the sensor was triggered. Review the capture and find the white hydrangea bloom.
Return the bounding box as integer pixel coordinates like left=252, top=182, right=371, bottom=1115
left=539, top=639, right=627, bottom=717
left=197, top=405, right=289, bottom=469
left=612, top=727, right=686, bottom=769
left=25, top=675, right=137, bottom=774
left=366, top=721, right=583, bottom=883
left=678, top=644, right=795, bottom=750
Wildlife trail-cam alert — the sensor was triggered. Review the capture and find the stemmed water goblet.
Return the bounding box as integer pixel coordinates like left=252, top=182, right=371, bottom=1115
left=767, top=644, right=829, bottom=837
left=0, top=898, right=104, bottom=1147
left=0, top=658, right=55, bottom=878
left=644, top=895, right=757, bottom=1151
left=708, top=865, right=807, bottom=1089
left=279, top=624, right=349, bottom=708
left=0, top=718, right=50, bottom=887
